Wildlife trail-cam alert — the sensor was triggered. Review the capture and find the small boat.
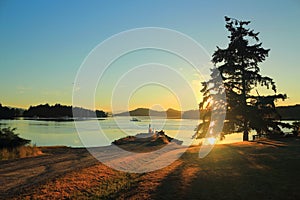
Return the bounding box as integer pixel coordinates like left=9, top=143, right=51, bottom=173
left=130, top=117, right=141, bottom=122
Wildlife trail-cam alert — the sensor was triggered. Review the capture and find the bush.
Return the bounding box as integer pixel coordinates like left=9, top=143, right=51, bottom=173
left=0, top=127, right=42, bottom=160
left=0, top=127, right=30, bottom=149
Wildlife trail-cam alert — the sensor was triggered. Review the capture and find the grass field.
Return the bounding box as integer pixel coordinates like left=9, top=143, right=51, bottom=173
left=1, top=138, right=299, bottom=200
left=0, top=145, right=42, bottom=160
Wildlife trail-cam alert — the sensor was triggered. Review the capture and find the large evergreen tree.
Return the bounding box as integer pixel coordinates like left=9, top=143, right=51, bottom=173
left=195, top=17, right=291, bottom=141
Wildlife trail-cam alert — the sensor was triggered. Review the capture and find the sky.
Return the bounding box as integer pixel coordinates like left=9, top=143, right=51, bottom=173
left=0, top=0, right=300, bottom=112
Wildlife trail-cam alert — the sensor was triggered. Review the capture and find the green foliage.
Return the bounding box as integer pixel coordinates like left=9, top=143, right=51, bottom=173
left=0, top=127, right=30, bottom=149
left=196, top=17, right=291, bottom=141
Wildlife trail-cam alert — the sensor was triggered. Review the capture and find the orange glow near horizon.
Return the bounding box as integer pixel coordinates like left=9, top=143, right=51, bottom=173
left=128, top=84, right=182, bottom=112
left=2, top=93, right=299, bottom=113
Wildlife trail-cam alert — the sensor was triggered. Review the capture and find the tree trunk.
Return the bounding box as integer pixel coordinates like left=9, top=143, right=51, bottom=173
left=243, top=129, right=249, bottom=141
left=241, top=67, right=249, bottom=141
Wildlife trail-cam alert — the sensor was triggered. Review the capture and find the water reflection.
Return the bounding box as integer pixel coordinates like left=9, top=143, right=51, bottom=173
left=0, top=118, right=285, bottom=147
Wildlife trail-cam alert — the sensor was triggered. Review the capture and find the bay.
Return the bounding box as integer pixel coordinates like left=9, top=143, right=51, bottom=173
left=0, top=117, right=200, bottom=147
left=0, top=118, right=294, bottom=147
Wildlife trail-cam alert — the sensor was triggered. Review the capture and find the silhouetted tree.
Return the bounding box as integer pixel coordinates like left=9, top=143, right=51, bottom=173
left=0, top=127, right=30, bottom=149
left=0, top=104, right=20, bottom=119
left=96, top=110, right=108, bottom=118
left=195, top=17, right=290, bottom=141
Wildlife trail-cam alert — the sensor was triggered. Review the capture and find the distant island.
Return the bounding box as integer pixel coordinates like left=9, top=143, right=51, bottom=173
left=276, top=105, right=300, bottom=120
left=0, top=103, right=107, bottom=120
left=114, top=108, right=182, bottom=119
left=1, top=103, right=300, bottom=120
left=0, top=104, right=23, bottom=119
left=114, top=105, right=300, bottom=120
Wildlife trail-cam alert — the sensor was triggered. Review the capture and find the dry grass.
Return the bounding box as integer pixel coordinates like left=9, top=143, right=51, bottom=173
left=15, top=164, right=142, bottom=200
left=0, top=145, right=42, bottom=160
left=4, top=137, right=300, bottom=200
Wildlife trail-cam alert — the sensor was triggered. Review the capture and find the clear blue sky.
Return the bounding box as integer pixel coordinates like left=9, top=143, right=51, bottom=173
left=1, top=0, right=299, bottom=111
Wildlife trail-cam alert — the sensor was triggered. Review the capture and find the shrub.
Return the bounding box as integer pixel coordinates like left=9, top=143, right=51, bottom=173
left=0, top=127, right=42, bottom=160
left=0, top=127, right=30, bottom=149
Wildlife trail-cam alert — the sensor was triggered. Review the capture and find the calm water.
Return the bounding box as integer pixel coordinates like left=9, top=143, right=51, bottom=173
left=0, top=117, right=199, bottom=147
left=0, top=117, right=284, bottom=147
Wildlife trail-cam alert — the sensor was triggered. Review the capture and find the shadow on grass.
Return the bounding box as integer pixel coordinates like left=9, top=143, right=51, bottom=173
left=151, top=138, right=300, bottom=200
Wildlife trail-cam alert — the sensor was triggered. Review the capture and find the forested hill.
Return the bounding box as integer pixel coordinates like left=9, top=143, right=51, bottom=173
left=0, top=104, right=23, bottom=119
left=0, top=103, right=107, bottom=119
left=1, top=104, right=299, bottom=120
left=276, top=104, right=300, bottom=120
left=23, top=104, right=107, bottom=118
left=114, top=108, right=182, bottom=119
left=115, top=105, right=300, bottom=120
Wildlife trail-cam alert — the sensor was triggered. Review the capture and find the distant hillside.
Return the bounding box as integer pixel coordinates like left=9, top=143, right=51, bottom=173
left=114, top=108, right=159, bottom=117
left=22, top=103, right=107, bottom=118
left=0, top=104, right=23, bottom=119
left=166, top=108, right=181, bottom=119
left=114, top=105, right=300, bottom=120
left=182, top=109, right=200, bottom=119
left=115, top=108, right=182, bottom=119
left=114, top=108, right=188, bottom=119
left=277, top=104, right=300, bottom=120
left=182, top=106, right=300, bottom=120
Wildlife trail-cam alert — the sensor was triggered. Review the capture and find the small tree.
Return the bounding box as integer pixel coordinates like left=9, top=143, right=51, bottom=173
left=195, top=17, right=290, bottom=141
left=0, top=127, right=30, bottom=149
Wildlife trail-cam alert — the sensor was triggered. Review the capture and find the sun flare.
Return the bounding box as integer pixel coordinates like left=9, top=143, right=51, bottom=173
left=206, top=137, right=217, bottom=145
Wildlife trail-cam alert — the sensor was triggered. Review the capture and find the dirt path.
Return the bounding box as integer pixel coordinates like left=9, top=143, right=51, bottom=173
left=0, top=144, right=186, bottom=199
left=0, top=147, right=98, bottom=198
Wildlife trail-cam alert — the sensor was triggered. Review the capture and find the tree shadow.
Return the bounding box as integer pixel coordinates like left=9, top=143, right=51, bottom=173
left=151, top=141, right=300, bottom=200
